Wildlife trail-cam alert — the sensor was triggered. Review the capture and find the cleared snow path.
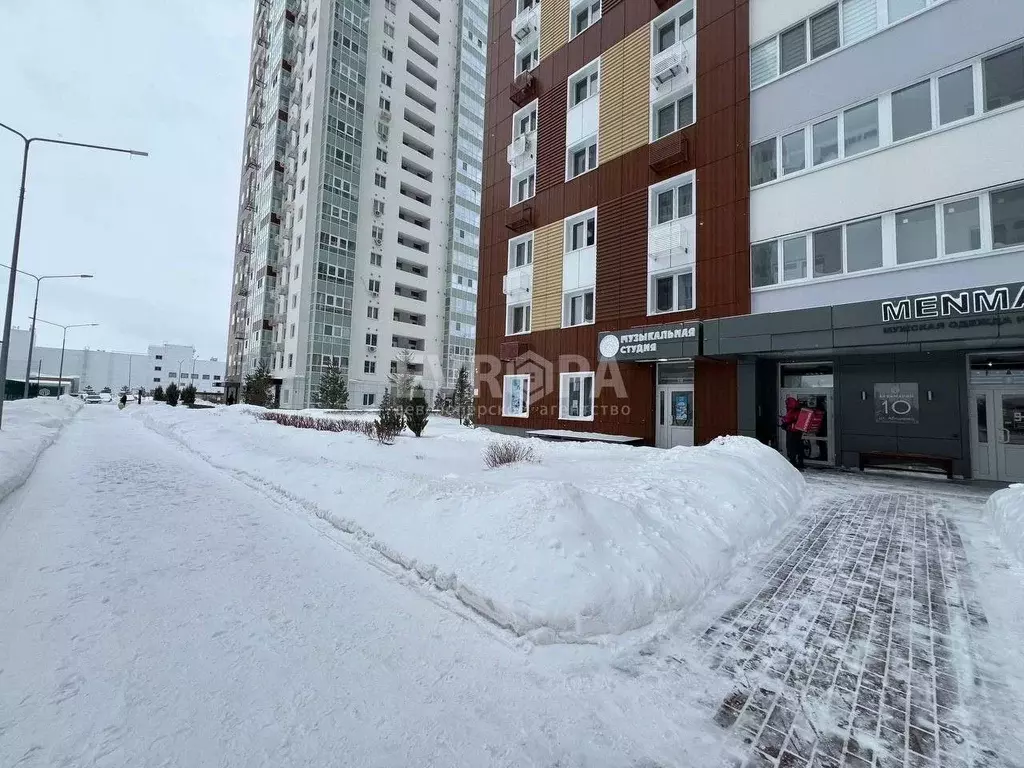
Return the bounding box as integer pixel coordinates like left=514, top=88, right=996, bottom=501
left=0, top=406, right=730, bottom=768
left=672, top=473, right=1024, bottom=768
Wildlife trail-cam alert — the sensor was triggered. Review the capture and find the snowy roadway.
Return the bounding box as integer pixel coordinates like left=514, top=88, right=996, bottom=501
left=0, top=406, right=725, bottom=768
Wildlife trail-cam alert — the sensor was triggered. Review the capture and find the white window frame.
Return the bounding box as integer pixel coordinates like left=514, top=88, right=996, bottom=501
left=653, top=1, right=696, bottom=55
left=565, top=208, right=597, bottom=252
left=508, top=232, right=534, bottom=269
left=648, top=269, right=695, bottom=315
left=649, top=171, right=695, bottom=226
left=566, top=138, right=599, bottom=180
left=502, top=374, right=531, bottom=418
left=512, top=100, right=539, bottom=139
left=506, top=302, right=532, bottom=335
left=570, top=0, right=602, bottom=39
left=516, top=42, right=539, bottom=75
left=568, top=61, right=601, bottom=108
left=651, top=89, right=696, bottom=142
left=559, top=372, right=595, bottom=421
left=562, top=288, right=595, bottom=328
left=511, top=169, right=536, bottom=205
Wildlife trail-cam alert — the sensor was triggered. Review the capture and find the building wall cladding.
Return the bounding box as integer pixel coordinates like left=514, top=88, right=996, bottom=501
left=479, top=0, right=750, bottom=443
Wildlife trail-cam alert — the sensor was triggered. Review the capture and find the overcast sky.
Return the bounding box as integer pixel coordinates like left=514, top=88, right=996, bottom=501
left=0, top=1, right=252, bottom=359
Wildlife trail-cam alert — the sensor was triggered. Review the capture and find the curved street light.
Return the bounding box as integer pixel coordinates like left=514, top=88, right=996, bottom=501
left=0, top=120, right=147, bottom=428
left=32, top=317, right=99, bottom=400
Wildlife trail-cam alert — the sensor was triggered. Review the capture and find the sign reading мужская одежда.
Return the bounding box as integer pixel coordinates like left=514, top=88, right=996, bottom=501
left=598, top=322, right=701, bottom=362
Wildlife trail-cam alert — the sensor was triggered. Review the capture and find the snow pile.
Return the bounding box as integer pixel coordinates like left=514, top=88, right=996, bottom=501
left=0, top=397, right=82, bottom=503
left=986, top=484, right=1024, bottom=565
left=138, top=406, right=806, bottom=642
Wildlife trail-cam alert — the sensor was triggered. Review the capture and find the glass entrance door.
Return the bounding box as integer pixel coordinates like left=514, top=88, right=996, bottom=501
left=997, top=393, right=1024, bottom=482
left=656, top=386, right=694, bottom=448
left=779, top=390, right=835, bottom=465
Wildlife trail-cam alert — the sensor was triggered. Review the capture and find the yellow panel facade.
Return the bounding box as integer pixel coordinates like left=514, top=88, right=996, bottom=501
left=598, top=27, right=651, bottom=164
left=539, top=0, right=570, bottom=61
left=531, top=221, right=564, bottom=331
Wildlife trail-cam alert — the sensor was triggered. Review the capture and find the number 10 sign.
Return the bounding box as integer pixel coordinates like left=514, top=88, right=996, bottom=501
left=874, top=383, right=920, bottom=425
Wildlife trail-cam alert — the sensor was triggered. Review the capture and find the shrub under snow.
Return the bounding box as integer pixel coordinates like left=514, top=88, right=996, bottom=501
left=483, top=438, right=537, bottom=468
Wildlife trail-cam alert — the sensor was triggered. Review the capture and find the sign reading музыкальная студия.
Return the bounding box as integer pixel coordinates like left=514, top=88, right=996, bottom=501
left=598, top=322, right=701, bottom=362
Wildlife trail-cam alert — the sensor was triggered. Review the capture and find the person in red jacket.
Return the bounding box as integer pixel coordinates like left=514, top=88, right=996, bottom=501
left=780, top=396, right=805, bottom=470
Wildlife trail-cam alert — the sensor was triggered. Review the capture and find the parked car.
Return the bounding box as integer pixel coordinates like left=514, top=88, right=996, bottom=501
left=84, top=393, right=103, bottom=404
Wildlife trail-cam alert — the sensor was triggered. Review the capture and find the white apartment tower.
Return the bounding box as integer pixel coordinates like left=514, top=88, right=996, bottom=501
left=225, top=0, right=488, bottom=408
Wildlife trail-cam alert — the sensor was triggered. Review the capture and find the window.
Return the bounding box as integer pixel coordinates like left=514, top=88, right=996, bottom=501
left=568, top=141, right=598, bottom=178
left=369, top=279, right=381, bottom=294
left=290, top=324, right=296, bottom=338
left=843, top=100, right=879, bottom=156
left=751, top=241, right=779, bottom=287
left=370, top=252, right=382, bottom=266
left=653, top=180, right=693, bottom=225
left=568, top=213, right=596, bottom=251
left=363, top=393, right=376, bottom=406
left=571, top=68, right=600, bottom=106
left=559, top=372, right=594, bottom=420
left=571, top=0, right=601, bottom=37
left=991, top=184, right=1024, bottom=248
left=938, top=67, right=975, bottom=125
left=214, top=375, right=221, bottom=381
left=812, top=117, right=839, bottom=165
left=516, top=106, right=538, bottom=136
left=364, top=361, right=376, bottom=374
left=651, top=270, right=694, bottom=313
left=507, top=303, right=531, bottom=334
left=385, top=0, right=396, bottom=11
left=782, top=236, right=807, bottom=281
left=654, top=93, right=694, bottom=139
left=379, top=96, right=390, bottom=111
left=846, top=217, right=883, bottom=272
left=781, top=129, right=805, bottom=174
left=376, top=147, right=389, bottom=163
left=366, top=332, right=378, bottom=347
left=502, top=375, right=530, bottom=418
left=168, top=372, right=177, bottom=378
left=983, top=45, right=1024, bottom=112
left=384, top=21, right=395, bottom=37
left=154, top=366, right=162, bottom=371
left=153, top=377, right=161, bottom=383
left=896, top=205, right=937, bottom=264
left=368, top=306, right=379, bottom=320
left=374, top=173, right=387, bottom=189
left=812, top=227, right=842, bottom=277
left=809, top=5, right=839, bottom=59
left=155, top=355, right=163, bottom=360
left=888, top=0, right=925, bottom=23
left=655, top=7, right=694, bottom=53
left=564, top=289, right=594, bottom=327
left=892, top=80, right=931, bottom=141
left=779, top=23, right=807, bottom=74
left=382, top=46, right=393, bottom=62
left=509, top=235, right=533, bottom=268
left=373, top=200, right=385, bottom=216
left=513, top=172, right=535, bottom=204
left=287, top=354, right=294, bottom=369
left=750, top=39, right=779, bottom=89
left=943, top=197, right=981, bottom=255
left=381, top=72, right=392, bottom=87
left=517, top=45, right=539, bottom=75
left=751, top=138, right=777, bottom=186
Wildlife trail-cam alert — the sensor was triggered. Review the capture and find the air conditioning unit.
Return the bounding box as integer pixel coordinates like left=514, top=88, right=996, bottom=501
left=653, top=44, right=688, bottom=86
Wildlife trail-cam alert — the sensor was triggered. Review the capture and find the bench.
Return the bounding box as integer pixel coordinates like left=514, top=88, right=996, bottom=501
left=526, top=429, right=644, bottom=446
left=858, top=451, right=954, bottom=479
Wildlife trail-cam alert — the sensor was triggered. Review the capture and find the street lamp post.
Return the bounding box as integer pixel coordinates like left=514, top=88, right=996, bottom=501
left=33, top=318, right=98, bottom=399
left=0, top=120, right=147, bottom=429
left=0, top=265, right=94, bottom=399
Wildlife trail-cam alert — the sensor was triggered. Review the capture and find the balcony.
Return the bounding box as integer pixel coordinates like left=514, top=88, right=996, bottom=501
left=502, top=264, right=532, bottom=303
left=648, top=217, right=695, bottom=272
left=511, top=2, right=540, bottom=44
left=566, top=96, right=599, bottom=147
left=505, top=204, right=533, bottom=232
left=506, top=130, right=537, bottom=172
left=509, top=72, right=537, bottom=108
left=649, top=131, right=689, bottom=172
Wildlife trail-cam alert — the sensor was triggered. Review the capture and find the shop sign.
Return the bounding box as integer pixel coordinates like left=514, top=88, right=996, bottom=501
left=880, top=284, right=1024, bottom=324
left=874, top=383, right=919, bottom=424
left=598, top=322, right=700, bottom=362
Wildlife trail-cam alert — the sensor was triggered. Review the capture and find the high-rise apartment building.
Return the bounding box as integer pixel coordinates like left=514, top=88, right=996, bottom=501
left=476, top=0, right=750, bottom=445
left=225, top=0, right=488, bottom=408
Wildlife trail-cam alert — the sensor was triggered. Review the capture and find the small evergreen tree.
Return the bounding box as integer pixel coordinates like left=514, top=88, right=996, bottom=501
left=387, top=350, right=415, bottom=406
left=406, top=384, right=429, bottom=437
left=181, top=383, right=197, bottom=407
left=153, top=385, right=165, bottom=402
left=373, top=390, right=405, bottom=444
left=433, top=390, right=445, bottom=413
left=165, top=382, right=180, bottom=407
left=316, top=366, right=349, bottom=409
left=453, top=365, right=471, bottom=425
left=243, top=361, right=274, bottom=407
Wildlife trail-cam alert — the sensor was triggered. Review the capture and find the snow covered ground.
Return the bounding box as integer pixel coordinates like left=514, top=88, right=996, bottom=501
left=985, top=483, right=1024, bottom=565
left=0, top=396, right=82, bottom=503
left=136, top=405, right=806, bottom=642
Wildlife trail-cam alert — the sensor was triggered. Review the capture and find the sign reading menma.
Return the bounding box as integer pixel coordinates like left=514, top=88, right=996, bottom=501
left=881, top=284, right=1024, bottom=323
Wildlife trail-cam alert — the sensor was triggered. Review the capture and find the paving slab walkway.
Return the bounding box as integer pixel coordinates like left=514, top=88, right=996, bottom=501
left=697, top=472, right=1024, bottom=768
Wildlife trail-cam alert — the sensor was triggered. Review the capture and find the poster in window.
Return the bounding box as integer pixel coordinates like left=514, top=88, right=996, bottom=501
left=672, top=391, right=692, bottom=427
left=874, top=383, right=919, bottom=424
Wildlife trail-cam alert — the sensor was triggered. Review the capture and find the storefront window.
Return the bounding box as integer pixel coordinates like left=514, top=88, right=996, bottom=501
left=781, top=363, right=833, bottom=389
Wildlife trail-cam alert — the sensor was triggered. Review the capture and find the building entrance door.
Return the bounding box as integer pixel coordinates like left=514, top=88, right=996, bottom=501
left=971, top=389, right=1024, bottom=482
left=778, top=390, right=835, bottom=465
left=656, top=385, right=694, bottom=448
